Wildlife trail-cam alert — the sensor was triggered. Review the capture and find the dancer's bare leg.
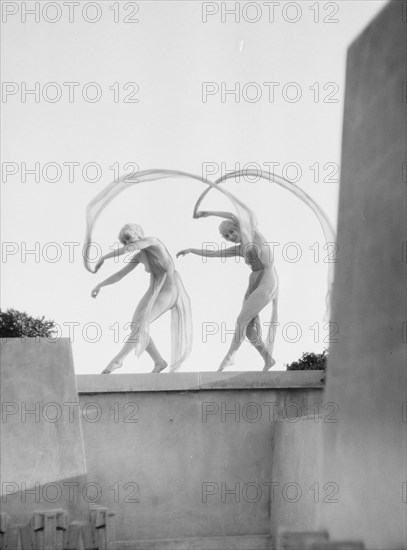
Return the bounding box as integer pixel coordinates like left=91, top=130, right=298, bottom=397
left=218, top=288, right=270, bottom=371
left=103, top=336, right=167, bottom=375
left=262, top=294, right=278, bottom=371
left=102, top=286, right=175, bottom=374
left=102, top=292, right=150, bottom=374
left=147, top=337, right=168, bottom=373
left=146, top=289, right=177, bottom=372
left=246, top=316, right=275, bottom=371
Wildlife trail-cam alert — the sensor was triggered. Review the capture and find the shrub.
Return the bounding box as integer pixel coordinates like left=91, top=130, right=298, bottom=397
left=286, top=349, right=328, bottom=371
left=0, top=308, right=57, bottom=338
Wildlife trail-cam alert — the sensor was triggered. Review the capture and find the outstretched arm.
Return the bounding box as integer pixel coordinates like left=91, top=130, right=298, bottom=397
left=194, top=210, right=238, bottom=223
left=91, top=259, right=139, bottom=297
left=176, top=245, right=241, bottom=259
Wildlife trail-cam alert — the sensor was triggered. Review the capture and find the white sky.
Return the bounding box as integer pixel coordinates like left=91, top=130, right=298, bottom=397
left=1, top=0, right=388, bottom=373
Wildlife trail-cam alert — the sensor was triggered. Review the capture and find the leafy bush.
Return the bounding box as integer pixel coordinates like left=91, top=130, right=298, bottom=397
left=0, top=308, right=57, bottom=338
left=286, top=349, right=328, bottom=371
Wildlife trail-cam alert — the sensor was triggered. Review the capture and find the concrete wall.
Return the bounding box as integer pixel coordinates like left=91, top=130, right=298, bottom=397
left=271, top=416, right=323, bottom=542
left=316, top=2, right=407, bottom=549
left=77, top=372, right=324, bottom=543
left=0, top=339, right=89, bottom=524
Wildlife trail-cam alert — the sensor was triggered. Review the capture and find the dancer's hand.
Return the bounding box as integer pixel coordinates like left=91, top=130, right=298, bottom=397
left=94, top=258, right=104, bottom=273
left=195, top=211, right=209, bottom=218
left=91, top=286, right=101, bottom=298
left=176, top=249, right=191, bottom=258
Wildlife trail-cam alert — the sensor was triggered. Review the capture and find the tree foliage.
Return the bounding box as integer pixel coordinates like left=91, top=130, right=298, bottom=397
left=286, top=349, right=328, bottom=371
left=0, top=308, right=57, bottom=338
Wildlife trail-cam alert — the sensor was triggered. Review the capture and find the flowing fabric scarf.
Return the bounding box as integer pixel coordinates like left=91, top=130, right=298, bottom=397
left=193, top=169, right=336, bottom=321
left=84, top=169, right=259, bottom=272
left=84, top=168, right=336, bottom=364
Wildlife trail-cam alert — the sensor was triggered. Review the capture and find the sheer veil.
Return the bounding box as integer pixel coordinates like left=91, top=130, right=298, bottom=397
left=193, top=169, right=336, bottom=320
left=84, top=168, right=336, bottom=365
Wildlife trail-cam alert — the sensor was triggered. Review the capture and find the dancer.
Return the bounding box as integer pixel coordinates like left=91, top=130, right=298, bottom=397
left=84, top=168, right=335, bottom=373
left=177, top=209, right=278, bottom=371
left=91, top=223, right=192, bottom=374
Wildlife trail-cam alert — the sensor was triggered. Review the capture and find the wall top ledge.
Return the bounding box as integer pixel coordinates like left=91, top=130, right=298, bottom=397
left=76, top=370, right=325, bottom=393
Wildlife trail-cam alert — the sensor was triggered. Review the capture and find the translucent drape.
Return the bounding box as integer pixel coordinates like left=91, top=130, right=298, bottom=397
left=193, top=169, right=336, bottom=320
left=84, top=168, right=336, bottom=367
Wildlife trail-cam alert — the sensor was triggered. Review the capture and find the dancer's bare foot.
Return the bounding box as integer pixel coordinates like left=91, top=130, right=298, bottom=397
left=101, top=361, right=123, bottom=374
left=217, top=357, right=234, bottom=372
left=262, top=357, right=276, bottom=371
left=151, top=360, right=168, bottom=373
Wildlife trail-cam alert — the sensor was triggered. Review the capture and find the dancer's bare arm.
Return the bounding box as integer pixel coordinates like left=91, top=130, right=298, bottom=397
left=194, top=210, right=238, bottom=223
left=91, top=259, right=139, bottom=297
left=176, top=245, right=241, bottom=259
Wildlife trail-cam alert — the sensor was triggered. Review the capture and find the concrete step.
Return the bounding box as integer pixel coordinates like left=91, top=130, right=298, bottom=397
left=113, top=533, right=272, bottom=550
left=276, top=530, right=329, bottom=549
left=310, top=543, right=364, bottom=550
left=275, top=529, right=365, bottom=550
left=275, top=531, right=365, bottom=550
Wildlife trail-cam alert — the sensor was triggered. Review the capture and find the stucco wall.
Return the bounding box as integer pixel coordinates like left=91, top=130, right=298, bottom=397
left=316, top=2, right=407, bottom=549
left=271, top=415, right=324, bottom=543
left=77, top=372, right=324, bottom=542
left=0, top=339, right=89, bottom=524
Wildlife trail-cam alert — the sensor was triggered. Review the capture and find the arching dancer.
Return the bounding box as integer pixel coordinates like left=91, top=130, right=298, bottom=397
left=90, top=223, right=192, bottom=374
left=83, top=171, right=210, bottom=374
left=177, top=209, right=279, bottom=372
left=177, top=168, right=336, bottom=370
left=208, top=169, right=336, bottom=320
left=84, top=168, right=335, bottom=372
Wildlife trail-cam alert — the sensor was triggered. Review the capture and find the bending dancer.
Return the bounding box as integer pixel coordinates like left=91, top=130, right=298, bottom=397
left=91, top=223, right=192, bottom=374
left=177, top=210, right=278, bottom=371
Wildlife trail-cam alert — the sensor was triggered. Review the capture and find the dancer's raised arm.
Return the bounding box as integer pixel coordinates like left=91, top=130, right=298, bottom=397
left=193, top=210, right=238, bottom=222
left=194, top=210, right=238, bottom=223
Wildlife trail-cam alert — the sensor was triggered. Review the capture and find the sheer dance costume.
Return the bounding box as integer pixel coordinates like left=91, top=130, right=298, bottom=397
left=127, top=242, right=192, bottom=371
left=84, top=169, right=335, bottom=369
left=83, top=171, right=197, bottom=371
left=242, top=241, right=279, bottom=360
